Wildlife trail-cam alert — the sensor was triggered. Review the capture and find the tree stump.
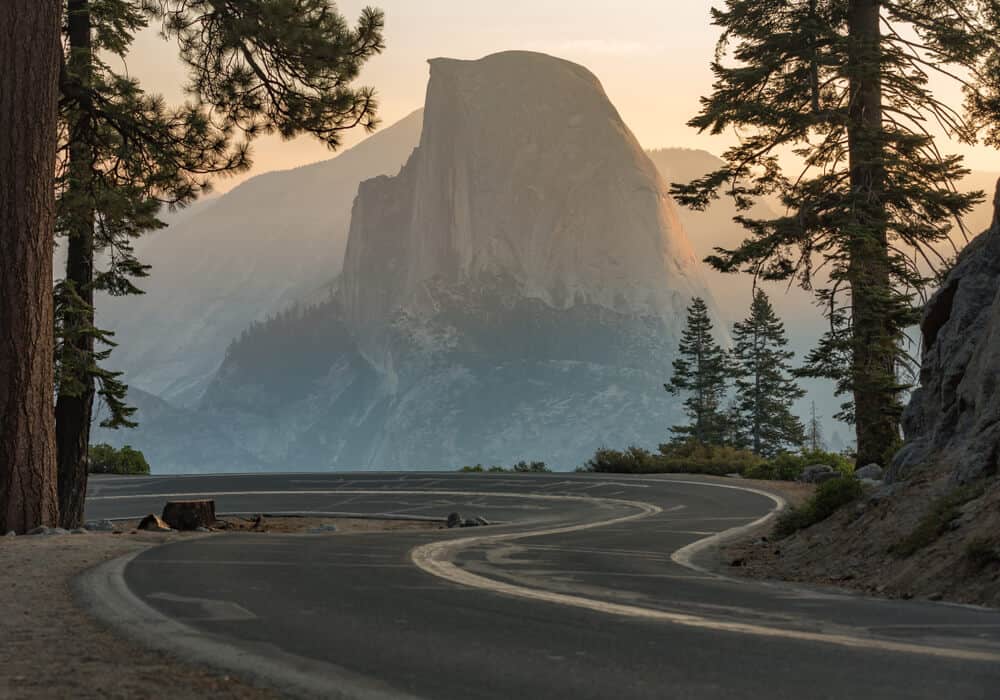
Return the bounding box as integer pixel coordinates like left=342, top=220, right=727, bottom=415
left=162, top=500, right=217, bottom=531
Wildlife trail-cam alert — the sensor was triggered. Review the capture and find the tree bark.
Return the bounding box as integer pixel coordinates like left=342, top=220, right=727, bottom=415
left=847, top=0, right=899, bottom=466
left=0, top=0, right=62, bottom=533
left=56, top=0, right=96, bottom=529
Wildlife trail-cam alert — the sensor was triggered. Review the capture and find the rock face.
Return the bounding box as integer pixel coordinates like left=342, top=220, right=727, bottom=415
left=105, top=52, right=720, bottom=472
left=340, top=52, right=705, bottom=368
left=891, top=180, right=1000, bottom=483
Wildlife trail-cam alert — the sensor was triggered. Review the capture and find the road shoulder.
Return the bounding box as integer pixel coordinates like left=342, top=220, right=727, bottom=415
left=1, top=532, right=276, bottom=700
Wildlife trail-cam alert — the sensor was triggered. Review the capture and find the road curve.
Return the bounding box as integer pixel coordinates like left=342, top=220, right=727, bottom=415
left=81, top=472, right=1000, bottom=699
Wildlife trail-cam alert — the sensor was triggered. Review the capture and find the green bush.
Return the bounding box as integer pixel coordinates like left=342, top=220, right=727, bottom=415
left=774, top=477, right=865, bottom=538
left=459, top=461, right=551, bottom=474
left=890, top=485, right=986, bottom=557
left=657, top=442, right=764, bottom=476
left=580, top=443, right=763, bottom=476
left=743, top=450, right=854, bottom=481
left=581, top=446, right=659, bottom=473
left=89, top=443, right=150, bottom=475
left=965, top=537, right=1000, bottom=570
left=512, top=461, right=549, bottom=473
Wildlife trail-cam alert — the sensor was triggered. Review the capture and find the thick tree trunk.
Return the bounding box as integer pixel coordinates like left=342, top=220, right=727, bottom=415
left=847, top=0, right=899, bottom=466
left=56, top=0, right=96, bottom=529
left=0, top=0, right=62, bottom=533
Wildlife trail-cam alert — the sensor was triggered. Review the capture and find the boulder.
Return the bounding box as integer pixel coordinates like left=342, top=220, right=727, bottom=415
left=4, top=530, right=16, bottom=538
left=137, top=514, right=172, bottom=532
left=84, top=519, right=116, bottom=532
left=446, top=512, right=464, bottom=529
left=813, top=472, right=842, bottom=484
left=799, top=464, right=835, bottom=483
left=161, top=500, right=217, bottom=531
left=855, top=464, right=884, bottom=481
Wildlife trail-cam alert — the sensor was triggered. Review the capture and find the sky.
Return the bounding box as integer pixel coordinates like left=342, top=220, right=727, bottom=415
left=122, top=1, right=999, bottom=194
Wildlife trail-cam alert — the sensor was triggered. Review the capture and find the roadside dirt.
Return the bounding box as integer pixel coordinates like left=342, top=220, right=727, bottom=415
left=1, top=533, right=276, bottom=699
left=0, top=516, right=441, bottom=699
left=721, top=472, right=1000, bottom=608
left=117, top=514, right=444, bottom=534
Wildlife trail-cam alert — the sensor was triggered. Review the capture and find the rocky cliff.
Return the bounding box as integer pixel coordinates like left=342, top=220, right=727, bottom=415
left=891, top=180, right=1000, bottom=484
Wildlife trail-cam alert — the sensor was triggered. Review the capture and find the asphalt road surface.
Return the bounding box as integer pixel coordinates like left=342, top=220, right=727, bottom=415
left=83, top=473, right=1000, bottom=699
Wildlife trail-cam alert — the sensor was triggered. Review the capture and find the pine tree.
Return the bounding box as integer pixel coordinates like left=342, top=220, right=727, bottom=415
left=665, top=298, right=730, bottom=445
left=807, top=402, right=825, bottom=453
left=729, top=291, right=806, bottom=456
left=54, top=0, right=385, bottom=527
left=0, top=0, right=63, bottom=533
left=672, top=0, right=1000, bottom=467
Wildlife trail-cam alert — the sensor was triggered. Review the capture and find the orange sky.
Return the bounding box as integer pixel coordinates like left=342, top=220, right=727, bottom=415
left=125, top=0, right=1000, bottom=193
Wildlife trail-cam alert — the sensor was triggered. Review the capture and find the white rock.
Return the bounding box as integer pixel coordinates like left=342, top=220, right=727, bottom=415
left=84, top=519, right=116, bottom=532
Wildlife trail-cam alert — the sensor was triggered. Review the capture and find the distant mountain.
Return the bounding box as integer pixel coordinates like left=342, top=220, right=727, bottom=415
left=101, top=51, right=720, bottom=472
left=96, top=109, right=424, bottom=406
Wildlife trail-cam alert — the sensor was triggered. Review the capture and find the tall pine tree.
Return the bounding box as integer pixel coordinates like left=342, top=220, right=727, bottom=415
left=672, top=0, right=1000, bottom=467
left=666, top=298, right=730, bottom=445
left=54, top=0, right=385, bottom=527
left=730, top=290, right=806, bottom=456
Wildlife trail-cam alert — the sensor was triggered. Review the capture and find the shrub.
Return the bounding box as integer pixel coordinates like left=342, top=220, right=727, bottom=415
left=459, top=462, right=551, bottom=474
left=966, top=537, right=1000, bottom=570
left=512, top=461, right=549, bottom=473
left=89, top=443, right=150, bottom=475
left=774, top=477, right=865, bottom=538
left=890, top=484, right=986, bottom=557
left=657, top=442, right=765, bottom=476
left=744, top=449, right=853, bottom=481
left=582, top=446, right=658, bottom=473
left=579, top=443, right=763, bottom=475
left=579, top=443, right=855, bottom=481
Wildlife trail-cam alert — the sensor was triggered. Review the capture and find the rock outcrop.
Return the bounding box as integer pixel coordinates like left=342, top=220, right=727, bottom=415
left=891, top=180, right=1000, bottom=484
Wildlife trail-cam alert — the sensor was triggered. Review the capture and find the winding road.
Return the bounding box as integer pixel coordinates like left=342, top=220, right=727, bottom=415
left=81, top=472, right=999, bottom=699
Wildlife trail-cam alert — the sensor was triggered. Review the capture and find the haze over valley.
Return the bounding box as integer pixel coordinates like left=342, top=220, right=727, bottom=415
left=88, top=50, right=1000, bottom=473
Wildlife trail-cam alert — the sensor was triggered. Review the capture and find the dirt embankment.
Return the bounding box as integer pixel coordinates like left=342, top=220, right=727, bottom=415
left=723, top=472, right=1000, bottom=608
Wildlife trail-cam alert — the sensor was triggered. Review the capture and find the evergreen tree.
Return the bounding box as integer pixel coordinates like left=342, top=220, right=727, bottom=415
left=54, top=0, right=385, bottom=527
left=730, top=290, right=806, bottom=456
left=807, top=401, right=826, bottom=452
left=672, top=0, right=1000, bottom=466
left=665, top=298, right=730, bottom=445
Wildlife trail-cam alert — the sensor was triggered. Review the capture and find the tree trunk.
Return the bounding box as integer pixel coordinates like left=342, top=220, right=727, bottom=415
left=0, top=0, right=62, bottom=533
left=847, top=0, right=899, bottom=466
left=55, top=0, right=96, bottom=529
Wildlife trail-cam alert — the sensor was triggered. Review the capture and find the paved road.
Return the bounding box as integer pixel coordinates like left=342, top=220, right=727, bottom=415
left=84, top=473, right=1000, bottom=699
